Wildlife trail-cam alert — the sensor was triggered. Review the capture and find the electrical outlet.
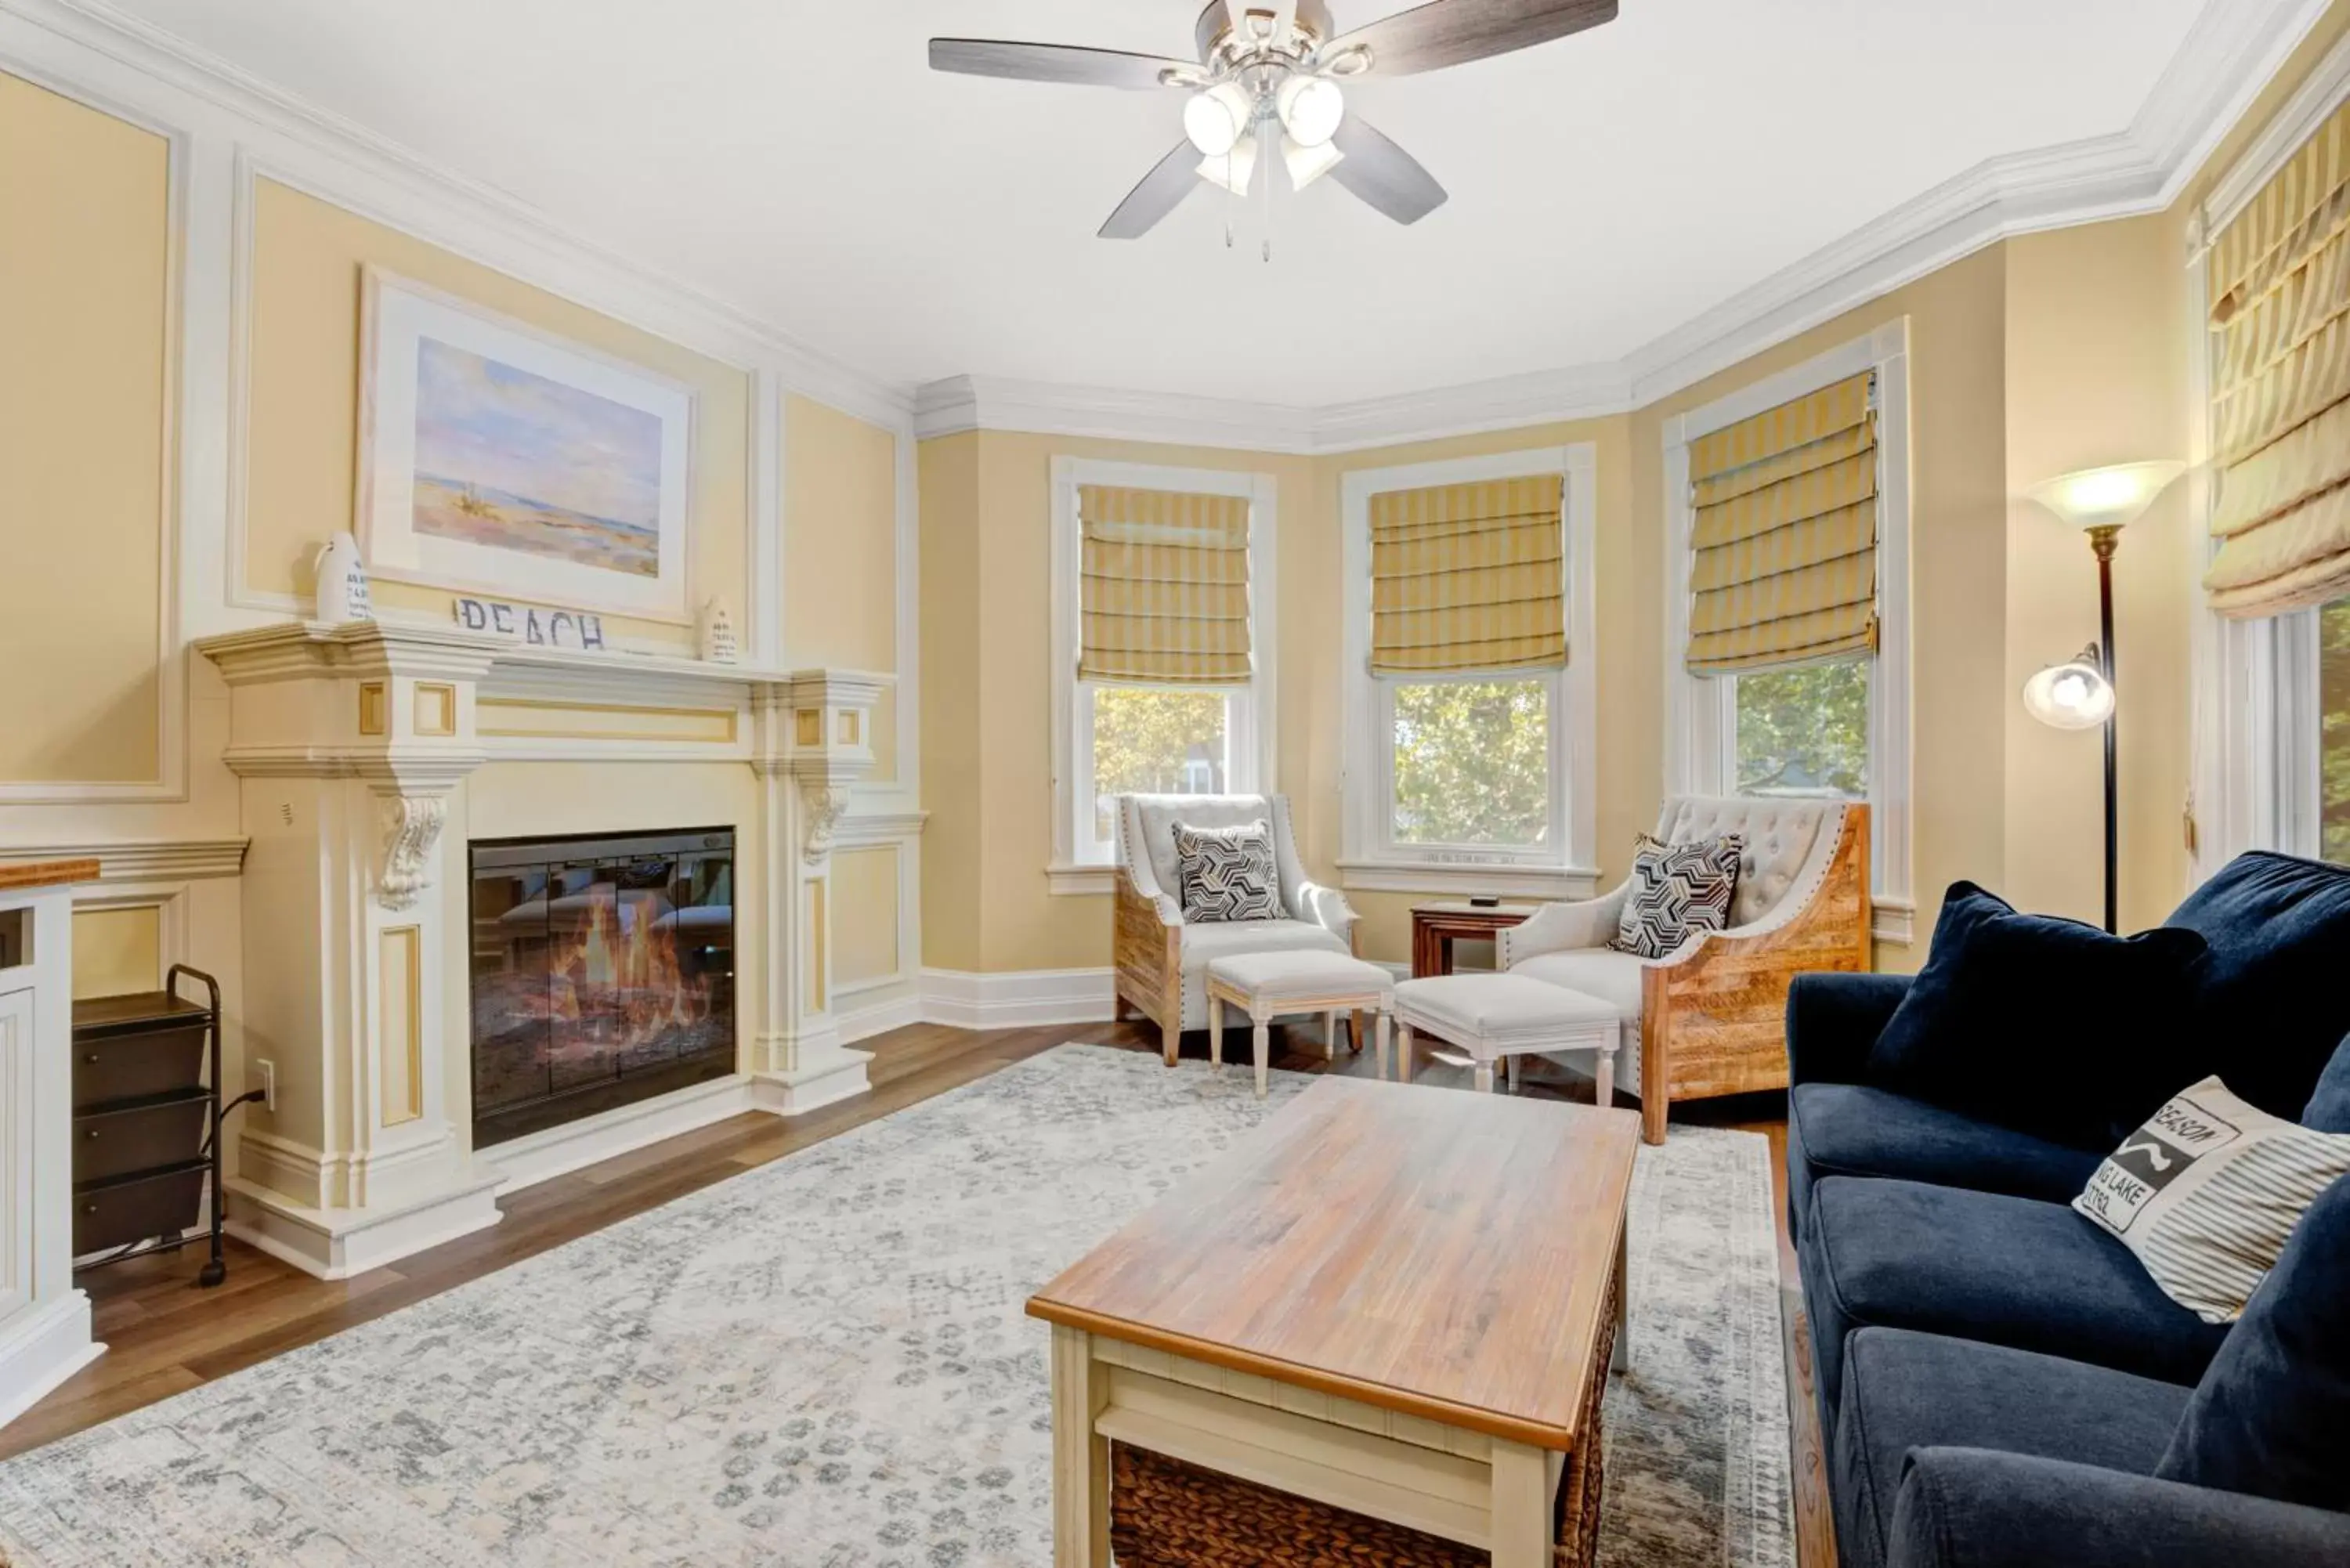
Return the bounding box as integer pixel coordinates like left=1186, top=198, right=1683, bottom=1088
left=254, top=1058, right=276, bottom=1112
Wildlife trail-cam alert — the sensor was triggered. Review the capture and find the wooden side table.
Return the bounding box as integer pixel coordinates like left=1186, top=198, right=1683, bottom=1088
left=1409, top=901, right=1542, bottom=977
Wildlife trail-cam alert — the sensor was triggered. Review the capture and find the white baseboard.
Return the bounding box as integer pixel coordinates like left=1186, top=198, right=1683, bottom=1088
left=0, top=1293, right=101, bottom=1433
left=222, top=1172, right=505, bottom=1281
left=918, top=966, right=1117, bottom=1030
left=837, top=990, right=923, bottom=1044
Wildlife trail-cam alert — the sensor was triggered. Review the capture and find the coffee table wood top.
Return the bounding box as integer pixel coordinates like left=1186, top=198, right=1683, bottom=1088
left=1027, top=1076, right=1640, bottom=1450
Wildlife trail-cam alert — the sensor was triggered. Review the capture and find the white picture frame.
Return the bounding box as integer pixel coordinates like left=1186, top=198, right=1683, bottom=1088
left=356, top=266, right=697, bottom=624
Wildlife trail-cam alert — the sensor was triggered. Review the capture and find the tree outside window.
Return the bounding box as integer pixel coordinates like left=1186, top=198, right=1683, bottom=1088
left=1089, top=685, right=1229, bottom=841
left=1390, top=678, right=1550, bottom=846
left=1734, top=658, right=1869, bottom=798
left=2323, top=598, right=2350, bottom=865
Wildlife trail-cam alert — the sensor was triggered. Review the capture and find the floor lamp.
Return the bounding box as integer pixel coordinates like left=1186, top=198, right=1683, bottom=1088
left=2022, top=461, right=2186, bottom=933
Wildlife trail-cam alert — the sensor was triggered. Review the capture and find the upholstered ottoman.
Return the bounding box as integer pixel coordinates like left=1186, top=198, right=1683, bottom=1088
left=1392, top=974, right=1620, bottom=1100
left=1203, top=952, right=1394, bottom=1098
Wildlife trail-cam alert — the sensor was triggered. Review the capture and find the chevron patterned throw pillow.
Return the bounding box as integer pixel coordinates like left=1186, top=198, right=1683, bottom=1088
left=1173, top=819, right=1282, bottom=924
left=1609, top=832, right=1744, bottom=959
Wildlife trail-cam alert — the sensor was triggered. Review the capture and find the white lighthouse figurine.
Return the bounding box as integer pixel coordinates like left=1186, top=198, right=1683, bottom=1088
left=698, top=598, right=739, bottom=664
left=312, top=531, right=373, bottom=624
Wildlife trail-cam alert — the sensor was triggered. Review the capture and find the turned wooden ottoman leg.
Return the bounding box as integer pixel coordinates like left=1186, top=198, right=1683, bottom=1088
left=1376, top=1011, right=1392, bottom=1081
left=1323, top=1009, right=1339, bottom=1060
left=1397, top=1022, right=1415, bottom=1084
left=1596, top=1039, right=1616, bottom=1109
left=1207, top=993, right=1224, bottom=1073
left=1251, top=1013, right=1271, bottom=1099
left=1474, top=1057, right=1495, bottom=1094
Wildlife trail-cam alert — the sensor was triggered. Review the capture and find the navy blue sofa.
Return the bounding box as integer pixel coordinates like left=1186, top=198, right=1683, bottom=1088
left=1784, top=851, right=2350, bottom=1568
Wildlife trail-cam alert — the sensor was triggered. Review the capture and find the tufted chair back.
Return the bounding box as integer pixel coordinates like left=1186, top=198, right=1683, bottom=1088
left=1656, top=794, right=1846, bottom=928
left=1117, top=793, right=1311, bottom=912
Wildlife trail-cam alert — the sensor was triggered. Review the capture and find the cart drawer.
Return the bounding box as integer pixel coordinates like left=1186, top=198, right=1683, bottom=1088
left=72, top=1024, right=207, bottom=1108
left=72, top=1092, right=211, bottom=1185
left=74, top=1162, right=207, bottom=1256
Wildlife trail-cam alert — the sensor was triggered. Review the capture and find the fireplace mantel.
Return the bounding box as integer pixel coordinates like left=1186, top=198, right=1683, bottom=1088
left=194, top=618, right=895, bottom=1279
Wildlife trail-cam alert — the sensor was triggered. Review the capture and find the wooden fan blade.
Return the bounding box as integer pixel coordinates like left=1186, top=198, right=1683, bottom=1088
left=1320, top=0, right=1616, bottom=77
left=1327, top=117, right=1448, bottom=224
left=1100, top=143, right=1205, bottom=240
left=928, top=39, right=1193, bottom=89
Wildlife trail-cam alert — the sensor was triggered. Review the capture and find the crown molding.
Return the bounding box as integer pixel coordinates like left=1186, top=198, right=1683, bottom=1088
left=3, top=0, right=910, bottom=428
left=916, top=0, right=2330, bottom=452
left=6, top=0, right=2325, bottom=454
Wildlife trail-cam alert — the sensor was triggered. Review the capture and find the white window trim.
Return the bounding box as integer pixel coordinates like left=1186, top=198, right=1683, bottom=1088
left=2186, top=32, right=2350, bottom=878
left=1660, top=322, right=1914, bottom=945
left=1337, top=444, right=1600, bottom=899
left=1047, top=456, right=1278, bottom=895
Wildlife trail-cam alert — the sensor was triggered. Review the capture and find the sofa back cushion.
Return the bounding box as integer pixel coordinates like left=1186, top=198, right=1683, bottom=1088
left=1126, top=794, right=1279, bottom=905
left=1656, top=795, right=1833, bottom=928
left=1865, top=882, right=2209, bottom=1149
left=2166, top=852, right=2350, bottom=1118
left=2157, top=1172, right=2350, bottom=1512
left=2305, top=1034, right=2350, bottom=1133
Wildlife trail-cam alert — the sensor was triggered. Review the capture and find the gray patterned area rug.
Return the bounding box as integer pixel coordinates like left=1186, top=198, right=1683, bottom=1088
left=0, top=1046, right=1788, bottom=1568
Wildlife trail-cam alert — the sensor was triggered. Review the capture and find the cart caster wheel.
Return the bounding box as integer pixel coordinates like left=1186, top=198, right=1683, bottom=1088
left=197, top=1259, right=226, bottom=1288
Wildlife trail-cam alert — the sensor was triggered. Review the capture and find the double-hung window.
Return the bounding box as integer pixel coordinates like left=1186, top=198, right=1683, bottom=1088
left=1049, top=459, right=1274, bottom=891
left=2193, top=93, right=2350, bottom=870
left=1339, top=447, right=1598, bottom=897
left=1664, top=325, right=1914, bottom=941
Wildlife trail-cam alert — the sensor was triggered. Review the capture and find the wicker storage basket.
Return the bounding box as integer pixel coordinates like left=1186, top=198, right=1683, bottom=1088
left=1108, top=1269, right=1618, bottom=1567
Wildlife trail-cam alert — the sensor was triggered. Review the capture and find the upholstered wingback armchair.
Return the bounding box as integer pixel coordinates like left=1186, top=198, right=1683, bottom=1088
left=1112, top=793, right=1359, bottom=1066
left=1499, top=794, right=1871, bottom=1143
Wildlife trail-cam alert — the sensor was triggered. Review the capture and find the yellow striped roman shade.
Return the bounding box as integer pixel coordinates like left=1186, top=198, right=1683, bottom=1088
left=1368, top=474, right=1566, bottom=674
left=2204, top=96, right=2350, bottom=616
left=1077, top=484, right=1252, bottom=685
left=1684, top=370, right=1879, bottom=674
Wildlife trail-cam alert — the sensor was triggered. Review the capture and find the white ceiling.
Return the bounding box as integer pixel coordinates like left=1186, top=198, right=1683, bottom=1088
left=110, top=0, right=2212, bottom=406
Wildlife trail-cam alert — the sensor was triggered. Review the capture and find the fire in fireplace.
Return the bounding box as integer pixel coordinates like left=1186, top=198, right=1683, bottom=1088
left=468, top=827, right=736, bottom=1147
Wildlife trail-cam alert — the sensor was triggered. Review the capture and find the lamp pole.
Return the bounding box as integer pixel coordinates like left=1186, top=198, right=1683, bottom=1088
left=2088, top=524, right=2120, bottom=934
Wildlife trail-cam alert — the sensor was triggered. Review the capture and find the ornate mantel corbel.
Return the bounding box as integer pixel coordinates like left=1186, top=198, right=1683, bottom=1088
left=800, top=782, right=853, bottom=865
left=375, top=792, right=449, bottom=911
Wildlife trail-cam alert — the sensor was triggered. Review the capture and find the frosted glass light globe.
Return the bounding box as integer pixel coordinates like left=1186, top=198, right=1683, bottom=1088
left=1184, top=82, right=1252, bottom=157
left=1277, top=75, right=1344, bottom=147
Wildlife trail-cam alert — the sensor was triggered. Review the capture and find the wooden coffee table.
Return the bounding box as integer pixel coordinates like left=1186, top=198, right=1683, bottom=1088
left=1027, top=1076, right=1640, bottom=1567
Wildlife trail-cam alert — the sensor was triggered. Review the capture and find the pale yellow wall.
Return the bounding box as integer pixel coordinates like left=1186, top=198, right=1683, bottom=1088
left=244, top=179, right=753, bottom=652
left=0, top=72, right=168, bottom=783
left=784, top=394, right=899, bottom=779
left=2002, top=217, right=2194, bottom=931
left=830, top=846, right=901, bottom=988
left=70, top=905, right=161, bottom=1000
left=920, top=252, right=2011, bottom=976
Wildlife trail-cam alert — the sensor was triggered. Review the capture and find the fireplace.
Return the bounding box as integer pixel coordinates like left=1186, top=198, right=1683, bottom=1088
left=468, top=827, right=737, bottom=1148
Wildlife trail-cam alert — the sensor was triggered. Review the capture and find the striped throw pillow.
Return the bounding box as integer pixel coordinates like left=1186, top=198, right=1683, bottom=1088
left=2074, top=1076, right=2350, bottom=1322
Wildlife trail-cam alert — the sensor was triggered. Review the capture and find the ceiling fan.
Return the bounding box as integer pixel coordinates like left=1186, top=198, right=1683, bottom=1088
left=929, top=0, right=1618, bottom=239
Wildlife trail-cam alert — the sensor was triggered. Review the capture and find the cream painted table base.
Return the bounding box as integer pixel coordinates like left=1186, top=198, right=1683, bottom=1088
left=1047, top=1324, right=1598, bottom=1567
left=1391, top=974, right=1621, bottom=1103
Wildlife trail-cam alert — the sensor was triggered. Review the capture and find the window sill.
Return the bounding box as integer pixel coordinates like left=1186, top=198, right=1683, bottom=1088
left=1047, top=862, right=1119, bottom=897
left=1336, top=858, right=1602, bottom=901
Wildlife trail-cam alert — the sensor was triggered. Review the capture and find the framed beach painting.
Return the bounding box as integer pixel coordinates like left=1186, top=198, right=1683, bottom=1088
left=356, top=267, right=697, bottom=623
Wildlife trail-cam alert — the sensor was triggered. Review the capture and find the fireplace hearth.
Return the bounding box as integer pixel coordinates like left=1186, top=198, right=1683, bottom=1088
left=468, top=827, right=736, bottom=1148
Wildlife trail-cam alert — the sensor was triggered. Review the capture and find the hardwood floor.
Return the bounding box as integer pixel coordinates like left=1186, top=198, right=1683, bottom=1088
left=2, top=1020, right=1836, bottom=1565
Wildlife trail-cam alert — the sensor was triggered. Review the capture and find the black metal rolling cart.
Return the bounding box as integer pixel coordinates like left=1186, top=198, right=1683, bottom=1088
left=69, top=965, right=260, bottom=1286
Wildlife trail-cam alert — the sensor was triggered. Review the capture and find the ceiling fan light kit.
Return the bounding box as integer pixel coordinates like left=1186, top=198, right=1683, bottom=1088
left=929, top=0, right=1618, bottom=238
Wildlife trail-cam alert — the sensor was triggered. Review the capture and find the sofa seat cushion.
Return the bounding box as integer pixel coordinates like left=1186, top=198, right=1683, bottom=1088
left=1788, top=1083, right=2103, bottom=1241
left=1802, top=1177, right=2228, bottom=1422
left=1833, top=1327, right=2189, bottom=1568
left=1205, top=951, right=1393, bottom=1011
left=2165, top=851, right=2350, bottom=1118
left=1176, top=919, right=1349, bottom=1026
left=1508, top=948, right=1644, bottom=1020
